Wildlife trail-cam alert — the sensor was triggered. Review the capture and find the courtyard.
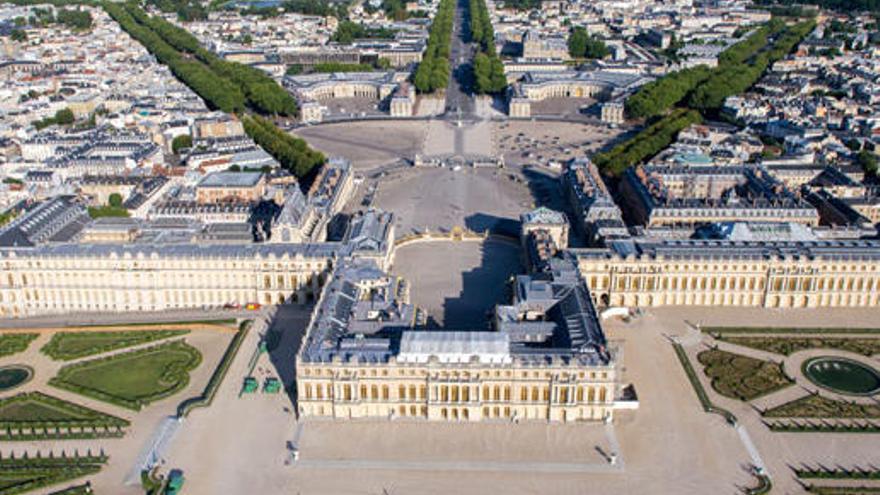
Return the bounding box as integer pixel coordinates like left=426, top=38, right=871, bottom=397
left=391, top=239, right=521, bottom=328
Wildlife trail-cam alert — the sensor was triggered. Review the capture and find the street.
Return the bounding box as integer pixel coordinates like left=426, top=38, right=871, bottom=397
left=444, top=0, right=477, bottom=119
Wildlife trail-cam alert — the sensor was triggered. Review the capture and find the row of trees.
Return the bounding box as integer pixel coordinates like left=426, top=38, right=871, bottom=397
left=469, top=0, right=506, bottom=94
left=468, top=0, right=494, bottom=54
left=601, top=20, right=815, bottom=175
left=115, top=3, right=299, bottom=116
left=241, top=116, right=325, bottom=178
left=413, top=0, right=454, bottom=93
left=331, top=20, right=396, bottom=44
left=104, top=3, right=247, bottom=113
left=624, top=66, right=712, bottom=119
left=593, top=109, right=703, bottom=176
left=625, top=19, right=814, bottom=119
left=688, top=20, right=815, bottom=112
left=105, top=3, right=326, bottom=178
left=567, top=27, right=609, bottom=59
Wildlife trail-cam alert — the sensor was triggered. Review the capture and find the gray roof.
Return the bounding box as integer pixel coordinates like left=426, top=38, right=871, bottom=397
left=198, top=171, right=263, bottom=188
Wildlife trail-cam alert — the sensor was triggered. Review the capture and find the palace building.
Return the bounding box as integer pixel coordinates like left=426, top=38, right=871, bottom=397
left=295, top=254, right=619, bottom=423
left=508, top=70, right=648, bottom=118
left=575, top=239, right=880, bottom=309
left=283, top=72, right=414, bottom=122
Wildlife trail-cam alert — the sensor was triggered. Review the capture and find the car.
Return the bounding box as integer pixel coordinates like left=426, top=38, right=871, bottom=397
left=245, top=303, right=261, bottom=311
left=223, top=302, right=241, bottom=310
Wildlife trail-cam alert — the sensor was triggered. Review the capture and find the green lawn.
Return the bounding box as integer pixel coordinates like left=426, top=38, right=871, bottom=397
left=0, top=334, right=38, bottom=358
left=697, top=349, right=793, bottom=401
left=764, top=394, right=880, bottom=419
left=719, top=336, right=880, bottom=357
left=50, top=341, right=202, bottom=410
left=0, top=392, right=128, bottom=428
left=41, top=330, right=189, bottom=361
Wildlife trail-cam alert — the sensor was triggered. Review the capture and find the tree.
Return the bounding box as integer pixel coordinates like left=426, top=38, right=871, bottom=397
left=54, top=108, right=74, bottom=125
left=857, top=150, right=878, bottom=176
left=568, top=27, right=609, bottom=59
left=10, top=29, right=27, bottom=42
left=108, top=193, right=123, bottom=208
left=568, top=27, right=588, bottom=59
left=172, top=134, right=193, bottom=154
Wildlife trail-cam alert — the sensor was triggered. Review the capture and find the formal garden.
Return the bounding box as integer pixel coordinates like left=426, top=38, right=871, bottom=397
left=697, top=348, right=793, bottom=401
left=49, top=340, right=203, bottom=411
left=0, top=321, right=244, bottom=494
left=0, top=334, right=38, bottom=358
left=41, top=329, right=189, bottom=361
left=0, top=454, right=107, bottom=495
left=686, top=326, right=880, bottom=435
left=0, top=392, right=129, bottom=441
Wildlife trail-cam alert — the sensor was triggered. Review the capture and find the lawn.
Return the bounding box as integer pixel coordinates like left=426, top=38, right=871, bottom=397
left=697, top=348, right=793, bottom=401
left=0, top=334, right=38, bottom=358
left=41, top=329, right=189, bottom=361
left=720, top=336, right=880, bottom=357
left=764, top=394, right=880, bottom=419
left=50, top=341, right=202, bottom=411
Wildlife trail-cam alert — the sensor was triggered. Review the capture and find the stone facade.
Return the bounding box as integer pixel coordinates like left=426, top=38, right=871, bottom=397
left=296, top=360, right=616, bottom=423
left=576, top=240, right=880, bottom=309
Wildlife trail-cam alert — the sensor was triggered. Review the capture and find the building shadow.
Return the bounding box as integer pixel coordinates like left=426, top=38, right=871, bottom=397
left=464, top=212, right=520, bottom=237
left=522, top=166, right=566, bottom=211
left=265, top=304, right=315, bottom=410
left=440, top=238, right=521, bottom=330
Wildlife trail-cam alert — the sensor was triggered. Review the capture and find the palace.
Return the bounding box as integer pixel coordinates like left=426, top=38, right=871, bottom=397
left=295, top=254, right=619, bottom=423
left=0, top=207, right=392, bottom=319
left=575, top=239, right=880, bottom=309
left=507, top=70, right=648, bottom=118
left=283, top=72, right=414, bottom=122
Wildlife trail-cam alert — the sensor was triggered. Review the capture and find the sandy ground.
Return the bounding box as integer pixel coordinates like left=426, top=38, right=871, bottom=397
left=391, top=240, right=522, bottom=328
left=371, top=167, right=535, bottom=236
left=294, top=121, right=427, bottom=170
left=0, top=326, right=235, bottom=495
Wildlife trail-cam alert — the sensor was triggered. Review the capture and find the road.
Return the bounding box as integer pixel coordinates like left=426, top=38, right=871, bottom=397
left=444, top=0, right=477, bottom=119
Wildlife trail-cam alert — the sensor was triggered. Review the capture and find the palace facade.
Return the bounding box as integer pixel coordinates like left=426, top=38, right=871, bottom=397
left=295, top=256, right=619, bottom=423
left=576, top=239, right=880, bottom=309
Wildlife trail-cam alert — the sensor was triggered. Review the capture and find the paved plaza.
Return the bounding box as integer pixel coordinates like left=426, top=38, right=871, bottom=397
left=293, top=121, right=428, bottom=170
